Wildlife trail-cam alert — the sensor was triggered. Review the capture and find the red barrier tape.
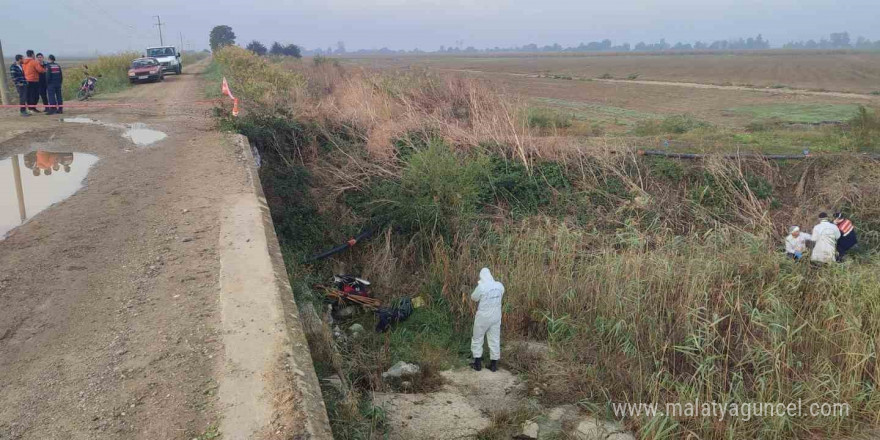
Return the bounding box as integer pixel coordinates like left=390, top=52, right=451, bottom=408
left=0, top=99, right=225, bottom=109
left=2, top=79, right=242, bottom=114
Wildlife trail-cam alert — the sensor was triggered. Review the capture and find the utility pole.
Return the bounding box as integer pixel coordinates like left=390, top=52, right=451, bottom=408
left=0, top=40, right=10, bottom=105
left=154, top=15, right=165, bottom=46
left=179, top=32, right=184, bottom=52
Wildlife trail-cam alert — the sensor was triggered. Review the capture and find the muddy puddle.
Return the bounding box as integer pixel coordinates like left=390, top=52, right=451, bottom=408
left=1, top=151, right=99, bottom=239
left=63, top=117, right=166, bottom=147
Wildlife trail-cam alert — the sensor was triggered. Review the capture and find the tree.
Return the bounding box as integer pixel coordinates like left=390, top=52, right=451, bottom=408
left=246, top=40, right=267, bottom=56
left=336, top=41, right=346, bottom=54
left=209, top=25, right=236, bottom=51
left=269, top=41, right=302, bottom=58
left=283, top=44, right=302, bottom=58
left=830, top=32, right=851, bottom=48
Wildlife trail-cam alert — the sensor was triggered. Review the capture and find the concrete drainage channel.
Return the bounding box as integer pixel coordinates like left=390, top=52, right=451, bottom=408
left=216, top=134, right=332, bottom=439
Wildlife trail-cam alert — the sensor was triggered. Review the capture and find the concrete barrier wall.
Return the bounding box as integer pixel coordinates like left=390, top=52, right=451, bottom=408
left=217, top=134, right=332, bottom=440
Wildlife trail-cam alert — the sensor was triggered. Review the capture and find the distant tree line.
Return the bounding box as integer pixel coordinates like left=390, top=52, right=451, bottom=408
left=301, top=34, right=774, bottom=56
left=211, top=25, right=880, bottom=58
left=783, top=32, right=880, bottom=50
left=301, top=31, right=880, bottom=56
left=245, top=40, right=302, bottom=58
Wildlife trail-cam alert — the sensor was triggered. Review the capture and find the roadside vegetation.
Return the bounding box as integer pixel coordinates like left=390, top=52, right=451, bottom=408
left=61, top=51, right=140, bottom=101
left=181, top=50, right=210, bottom=67
left=212, top=46, right=880, bottom=439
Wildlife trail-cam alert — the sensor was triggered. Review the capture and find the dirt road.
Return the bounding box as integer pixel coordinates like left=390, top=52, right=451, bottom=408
left=0, top=63, right=250, bottom=439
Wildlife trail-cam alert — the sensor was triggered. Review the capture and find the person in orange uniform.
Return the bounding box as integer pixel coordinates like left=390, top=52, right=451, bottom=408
left=22, top=50, right=46, bottom=113
left=833, top=212, right=858, bottom=261
left=35, top=151, right=60, bottom=176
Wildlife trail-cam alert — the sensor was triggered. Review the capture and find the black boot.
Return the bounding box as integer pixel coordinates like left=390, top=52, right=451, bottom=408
left=471, top=358, right=482, bottom=371
left=489, top=360, right=498, bottom=372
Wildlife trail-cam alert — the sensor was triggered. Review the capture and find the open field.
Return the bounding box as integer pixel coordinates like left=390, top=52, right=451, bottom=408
left=349, top=51, right=880, bottom=94
left=337, top=51, right=880, bottom=155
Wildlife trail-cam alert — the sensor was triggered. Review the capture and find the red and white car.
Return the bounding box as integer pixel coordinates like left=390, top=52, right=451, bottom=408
left=128, top=58, right=164, bottom=83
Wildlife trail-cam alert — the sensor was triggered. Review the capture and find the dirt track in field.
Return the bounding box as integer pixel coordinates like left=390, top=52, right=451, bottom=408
left=0, top=61, right=252, bottom=439
left=358, top=52, right=880, bottom=93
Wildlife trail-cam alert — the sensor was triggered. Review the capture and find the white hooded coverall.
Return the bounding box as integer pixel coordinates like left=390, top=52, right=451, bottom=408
left=471, top=268, right=504, bottom=361
left=810, top=220, right=841, bottom=263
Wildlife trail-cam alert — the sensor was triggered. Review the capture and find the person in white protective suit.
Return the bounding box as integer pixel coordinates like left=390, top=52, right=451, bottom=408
left=810, top=212, right=840, bottom=264
left=784, top=226, right=811, bottom=260
left=470, top=268, right=504, bottom=372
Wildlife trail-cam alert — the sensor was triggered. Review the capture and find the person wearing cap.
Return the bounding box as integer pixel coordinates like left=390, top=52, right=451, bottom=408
left=809, top=212, right=840, bottom=264
left=784, top=226, right=811, bottom=260
left=833, top=213, right=857, bottom=262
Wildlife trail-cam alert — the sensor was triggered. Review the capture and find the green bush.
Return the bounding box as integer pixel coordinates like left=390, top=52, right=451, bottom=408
left=365, top=139, right=487, bottom=238
left=660, top=114, right=708, bottom=134
left=482, top=156, right=570, bottom=216
left=634, top=115, right=709, bottom=136
left=526, top=108, right=573, bottom=130
left=649, top=157, right=684, bottom=180
left=848, top=106, right=880, bottom=151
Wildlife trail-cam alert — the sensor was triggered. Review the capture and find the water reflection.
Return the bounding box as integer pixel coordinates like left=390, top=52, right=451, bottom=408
left=24, top=151, right=75, bottom=176
left=1, top=151, right=99, bottom=239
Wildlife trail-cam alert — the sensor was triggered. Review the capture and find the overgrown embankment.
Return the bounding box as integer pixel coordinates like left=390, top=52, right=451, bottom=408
left=212, top=46, right=880, bottom=440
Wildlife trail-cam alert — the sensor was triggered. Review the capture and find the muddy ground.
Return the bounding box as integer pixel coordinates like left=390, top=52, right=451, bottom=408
left=0, top=62, right=252, bottom=439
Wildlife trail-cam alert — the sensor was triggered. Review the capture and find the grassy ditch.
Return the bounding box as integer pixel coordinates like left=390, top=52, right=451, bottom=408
left=212, top=46, right=880, bottom=439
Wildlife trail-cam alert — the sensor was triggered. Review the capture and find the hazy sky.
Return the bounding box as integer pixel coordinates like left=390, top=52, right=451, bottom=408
left=2, top=0, right=879, bottom=56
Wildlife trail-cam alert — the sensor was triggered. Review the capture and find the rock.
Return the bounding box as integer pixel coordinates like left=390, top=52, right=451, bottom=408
left=382, top=361, right=420, bottom=379
left=349, top=323, right=364, bottom=334
left=180, top=237, right=193, bottom=243
left=517, top=420, right=539, bottom=439
left=548, top=406, right=569, bottom=421
left=574, top=417, right=631, bottom=440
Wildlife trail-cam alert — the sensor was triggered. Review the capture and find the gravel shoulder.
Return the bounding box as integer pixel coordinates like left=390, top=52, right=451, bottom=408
left=0, top=62, right=251, bottom=439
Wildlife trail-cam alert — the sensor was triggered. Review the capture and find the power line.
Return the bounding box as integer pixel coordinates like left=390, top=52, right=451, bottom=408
left=154, top=15, right=165, bottom=46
